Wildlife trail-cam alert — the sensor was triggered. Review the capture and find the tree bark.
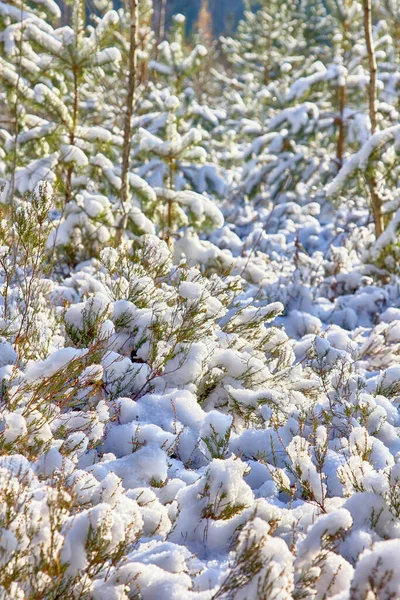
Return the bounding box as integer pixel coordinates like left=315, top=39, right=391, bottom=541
left=119, top=0, right=139, bottom=235
left=367, top=176, right=384, bottom=238
left=395, top=20, right=400, bottom=66
left=336, top=83, right=347, bottom=170
left=336, top=20, right=348, bottom=170
left=65, top=65, right=79, bottom=203
left=65, top=2, right=83, bottom=203
left=363, top=0, right=377, bottom=135
left=363, top=0, right=384, bottom=237
left=158, top=0, right=167, bottom=46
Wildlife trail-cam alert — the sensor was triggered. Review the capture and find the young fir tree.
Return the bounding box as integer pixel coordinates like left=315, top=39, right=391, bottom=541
left=216, top=0, right=328, bottom=209
left=135, top=91, right=224, bottom=244
left=128, top=13, right=224, bottom=245
left=0, top=0, right=162, bottom=262
left=326, top=0, right=400, bottom=266
left=220, top=0, right=306, bottom=88
left=0, top=0, right=122, bottom=201
left=0, top=0, right=62, bottom=200
left=149, top=12, right=209, bottom=96
left=219, top=0, right=396, bottom=217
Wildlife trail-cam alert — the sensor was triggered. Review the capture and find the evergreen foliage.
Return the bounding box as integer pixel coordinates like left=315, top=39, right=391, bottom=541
left=1, top=1, right=400, bottom=598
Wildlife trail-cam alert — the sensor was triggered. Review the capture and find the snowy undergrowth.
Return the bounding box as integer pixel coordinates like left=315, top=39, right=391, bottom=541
left=0, top=182, right=400, bottom=599
left=3, top=0, right=400, bottom=597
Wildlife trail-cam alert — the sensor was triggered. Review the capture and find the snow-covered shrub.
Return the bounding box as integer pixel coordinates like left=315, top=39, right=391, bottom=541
left=0, top=181, right=57, bottom=361
left=0, top=455, right=144, bottom=599
left=135, top=93, right=223, bottom=244
left=0, top=0, right=122, bottom=202
left=3, top=1, right=400, bottom=598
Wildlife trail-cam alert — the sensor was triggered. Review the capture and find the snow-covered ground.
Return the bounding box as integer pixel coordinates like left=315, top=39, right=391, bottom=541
left=0, top=180, right=399, bottom=598
left=2, top=0, right=400, bottom=598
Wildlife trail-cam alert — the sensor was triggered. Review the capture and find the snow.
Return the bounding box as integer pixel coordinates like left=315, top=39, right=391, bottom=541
left=60, top=144, right=89, bottom=167
left=154, top=188, right=224, bottom=230
left=351, top=539, right=400, bottom=598
left=94, top=47, right=121, bottom=66
left=3, top=1, right=400, bottom=597
left=326, top=124, right=400, bottom=198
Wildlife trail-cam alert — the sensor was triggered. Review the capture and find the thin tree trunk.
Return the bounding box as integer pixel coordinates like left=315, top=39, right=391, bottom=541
left=367, top=176, right=384, bottom=238
left=65, top=2, right=84, bottom=203
left=163, top=157, right=174, bottom=247
left=363, top=0, right=377, bottom=135
left=264, top=33, right=271, bottom=86
left=119, top=0, right=139, bottom=241
left=363, top=0, right=384, bottom=237
left=65, top=66, right=79, bottom=203
left=395, top=21, right=400, bottom=66
left=158, top=0, right=167, bottom=46
left=336, top=83, right=346, bottom=170
left=154, top=0, right=166, bottom=63
left=8, top=5, right=25, bottom=207
left=336, top=20, right=348, bottom=170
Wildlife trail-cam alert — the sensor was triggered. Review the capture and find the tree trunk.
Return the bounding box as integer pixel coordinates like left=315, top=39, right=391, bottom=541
left=65, top=65, right=79, bottom=203
left=363, top=0, right=377, bottom=135
left=158, top=0, right=167, bottom=46
left=165, top=157, right=174, bottom=247
left=119, top=0, right=139, bottom=239
left=395, top=20, right=400, bottom=66
left=336, top=83, right=346, bottom=170
left=367, top=176, right=384, bottom=238
left=336, top=20, right=348, bottom=170
left=363, top=0, right=383, bottom=237
left=65, top=2, right=84, bottom=203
